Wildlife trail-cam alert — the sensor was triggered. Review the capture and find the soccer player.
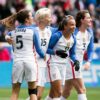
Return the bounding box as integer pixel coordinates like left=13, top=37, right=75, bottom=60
left=34, top=8, right=56, bottom=100
left=46, top=15, right=80, bottom=100
left=61, top=10, right=94, bottom=100
left=26, top=7, right=58, bottom=100
left=5, top=9, right=46, bottom=100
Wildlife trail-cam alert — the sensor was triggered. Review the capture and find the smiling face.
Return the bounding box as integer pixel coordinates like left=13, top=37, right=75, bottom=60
left=61, top=16, right=76, bottom=35
left=42, top=13, right=52, bottom=26
left=64, top=18, right=76, bottom=34
left=76, top=10, right=92, bottom=28
left=81, top=13, right=92, bottom=28
left=35, top=8, right=52, bottom=26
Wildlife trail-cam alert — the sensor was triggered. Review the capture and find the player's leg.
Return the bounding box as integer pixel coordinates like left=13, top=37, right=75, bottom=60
left=46, top=81, right=62, bottom=100
left=61, top=79, right=73, bottom=100
left=11, top=61, right=24, bottom=100
left=61, top=59, right=78, bottom=100
left=26, top=67, right=46, bottom=100
left=37, top=67, right=47, bottom=100
left=50, top=80, right=62, bottom=99
left=72, top=78, right=87, bottom=100
left=28, top=82, right=37, bottom=100
left=46, top=64, right=63, bottom=100
left=11, top=83, right=21, bottom=100
left=37, top=86, right=45, bottom=100
left=25, top=60, right=38, bottom=100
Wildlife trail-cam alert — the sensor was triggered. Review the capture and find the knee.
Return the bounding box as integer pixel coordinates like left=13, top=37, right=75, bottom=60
left=28, top=88, right=37, bottom=96
left=57, top=89, right=62, bottom=97
left=63, top=90, right=71, bottom=98
left=77, top=88, right=86, bottom=94
left=50, top=88, right=62, bottom=97
left=37, top=91, right=43, bottom=100
left=54, top=89, right=62, bottom=97
left=37, top=95, right=42, bottom=100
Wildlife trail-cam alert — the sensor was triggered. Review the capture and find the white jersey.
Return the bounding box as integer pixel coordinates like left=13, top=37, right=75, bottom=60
left=6, top=26, right=45, bottom=62
left=75, top=30, right=92, bottom=63
left=35, top=27, right=52, bottom=67
left=47, top=31, right=76, bottom=84
left=50, top=35, right=74, bottom=64
left=64, top=28, right=94, bottom=80
left=11, top=28, right=35, bottom=61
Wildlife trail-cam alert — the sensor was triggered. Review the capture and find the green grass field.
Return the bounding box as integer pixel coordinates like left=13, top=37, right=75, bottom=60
left=0, top=87, right=100, bottom=100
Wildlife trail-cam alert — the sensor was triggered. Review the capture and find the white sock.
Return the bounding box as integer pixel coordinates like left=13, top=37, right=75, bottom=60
left=60, top=96, right=66, bottom=100
left=45, top=95, right=52, bottom=100
left=52, top=97, right=60, bottom=100
left=78, top=94, right=87, bottom=100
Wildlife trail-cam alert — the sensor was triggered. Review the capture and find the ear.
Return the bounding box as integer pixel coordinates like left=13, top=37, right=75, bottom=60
left=81, top=18, right=84, bottom=24
left=64, top=24, right=67, bottom=30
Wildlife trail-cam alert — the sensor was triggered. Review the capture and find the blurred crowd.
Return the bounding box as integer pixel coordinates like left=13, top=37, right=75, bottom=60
left=0, top=0, right=100, bottom=43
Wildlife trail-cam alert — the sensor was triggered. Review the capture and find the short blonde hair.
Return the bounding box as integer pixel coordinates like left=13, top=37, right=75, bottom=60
left=34, top=8, right=51, bottom=23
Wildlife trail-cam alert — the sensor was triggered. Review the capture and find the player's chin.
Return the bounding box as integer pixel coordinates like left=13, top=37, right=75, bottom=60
left=71, top=29, right=75, bottom=33
left=88, top=22, right=92, bottom=27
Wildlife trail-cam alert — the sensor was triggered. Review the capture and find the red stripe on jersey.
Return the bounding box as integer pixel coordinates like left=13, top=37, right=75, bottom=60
left=33, top=47, right=38, bottom=82
left=70, top=61, right=75, bottom=79
left=47, top=56, right=52, bottom=82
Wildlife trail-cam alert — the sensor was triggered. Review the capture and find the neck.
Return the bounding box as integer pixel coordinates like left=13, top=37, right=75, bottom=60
left=79, top=25, right=87, bottom=33
left=62, top=30, right=71, bottom=39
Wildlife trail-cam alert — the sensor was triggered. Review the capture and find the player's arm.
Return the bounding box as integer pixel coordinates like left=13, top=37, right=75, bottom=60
left=69, top=35, right=80, bottom=71
left=47, top=32, right=60, bottom=55
left=87, top=33, right=94, bottom=62
left=47, top=32, right=67, bottom=58
left=83, top=31, right=94, bottom=70
left=5, top=31, right=13, bottom=44
left=69, top=35, right=77, bottom=62
left=33, top=31, right=45, bottom=58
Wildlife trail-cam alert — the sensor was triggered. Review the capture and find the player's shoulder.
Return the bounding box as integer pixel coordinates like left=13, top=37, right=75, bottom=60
left=52, top=31, right=62, bottom=38
left=47, top=26, right=58, bottom=34
left=16, top=25, right=35, bottom=30
left=73, top=27, right=79, bottom=36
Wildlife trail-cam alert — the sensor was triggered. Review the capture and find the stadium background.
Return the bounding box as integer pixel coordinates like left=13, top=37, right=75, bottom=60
left=0, top=0, right=100, bottom=100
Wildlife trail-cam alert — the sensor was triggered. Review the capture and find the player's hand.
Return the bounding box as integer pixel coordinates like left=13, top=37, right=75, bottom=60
left=56, top=50, right=68, bottom=58
left=74, top=60, right=80, bottom=71
left=83, top=62, right=90, bottom=70
left=6, top=38, right=13, bottom=44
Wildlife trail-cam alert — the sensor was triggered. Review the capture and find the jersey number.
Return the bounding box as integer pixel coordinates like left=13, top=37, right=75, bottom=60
left=83, top=43, right=86, bottom=50
left=65, top=46, right=70, bottom=51
left=41, top=39, right=47, bottom=46
left=16, top=35, right=23, bottom=49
